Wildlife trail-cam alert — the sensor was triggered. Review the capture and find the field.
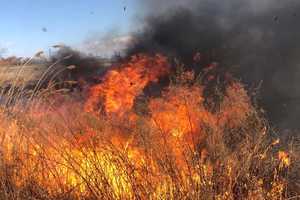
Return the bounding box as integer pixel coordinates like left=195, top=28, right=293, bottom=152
left=0, top=54, right=299, bottom=200
left=0, top=64, right=45, bottom=86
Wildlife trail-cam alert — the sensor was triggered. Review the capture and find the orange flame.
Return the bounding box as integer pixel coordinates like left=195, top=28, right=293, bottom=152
left=8, top=53, right=253, bottom=196
left=84, top=54, right=170, bottom=116
left=278, top=151, right=290, bottom=167
left=149, top=84, right=215, bottom=142
left=218, top=82, right=252, bottom=128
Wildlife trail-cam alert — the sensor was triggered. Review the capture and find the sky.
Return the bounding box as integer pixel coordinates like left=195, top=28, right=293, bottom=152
left=0, top=0, right=137, bottom=57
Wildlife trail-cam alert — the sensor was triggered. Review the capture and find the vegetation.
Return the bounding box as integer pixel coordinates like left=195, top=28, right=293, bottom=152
left=0, top=54, right=298, bottom=200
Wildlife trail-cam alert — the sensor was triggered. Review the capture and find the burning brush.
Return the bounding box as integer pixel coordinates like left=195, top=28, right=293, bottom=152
left=0, top=51, right=298, bottom=199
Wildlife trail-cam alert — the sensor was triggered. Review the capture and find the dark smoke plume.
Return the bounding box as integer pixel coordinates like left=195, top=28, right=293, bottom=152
left=49, top=46, right=108, bottom=88
left=127, top=0, right=300, bottom=129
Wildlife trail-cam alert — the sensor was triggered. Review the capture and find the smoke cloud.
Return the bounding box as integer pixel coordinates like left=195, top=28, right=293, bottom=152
left=0, top=44, right=8, bottom=58
left=81, top=30, right=133, bottom=58
left=49, top=46, right=108, bottom=86
left=126, top=0, right=300, bottom=129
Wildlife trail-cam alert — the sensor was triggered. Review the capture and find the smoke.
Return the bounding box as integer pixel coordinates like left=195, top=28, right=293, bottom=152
left=49, top=46, right=108, bottom=87
left=140, top=0, right=295, bottom=14
left=126, top=0, right=300, bottom=129
left=0, top=45, right=8, bottom=58
left=81, top=31, right=133, bottom=58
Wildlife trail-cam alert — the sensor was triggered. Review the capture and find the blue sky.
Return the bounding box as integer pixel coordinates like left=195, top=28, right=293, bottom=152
left=0, top=0, right=137, bottom=57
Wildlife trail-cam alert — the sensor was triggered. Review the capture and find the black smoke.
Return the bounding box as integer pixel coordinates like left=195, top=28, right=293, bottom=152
left=126, top=0, right=300, bottom=129
left=49, top=46, right=108, bottom=89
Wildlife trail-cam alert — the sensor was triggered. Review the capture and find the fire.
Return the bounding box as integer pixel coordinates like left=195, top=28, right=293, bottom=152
left=149, top=84, right=215, bottom=142
left=0, top=53, right=293, bottom=199
left=278, top=150, right=290, bottom=167
left=84, top=56, right=253, bottom=168
left=218, top=82, right=252, bottom=128
left=148, top=82, right=215, bottom=168
left=84, top=54, right=170, bottom=116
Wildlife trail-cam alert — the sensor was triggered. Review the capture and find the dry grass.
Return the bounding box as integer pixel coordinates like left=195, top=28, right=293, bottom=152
left=0, top=56, right=298, bottom=200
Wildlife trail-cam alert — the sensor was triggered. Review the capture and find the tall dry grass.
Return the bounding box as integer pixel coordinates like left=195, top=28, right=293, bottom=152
left=0, top=57, right=298, bottom=200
